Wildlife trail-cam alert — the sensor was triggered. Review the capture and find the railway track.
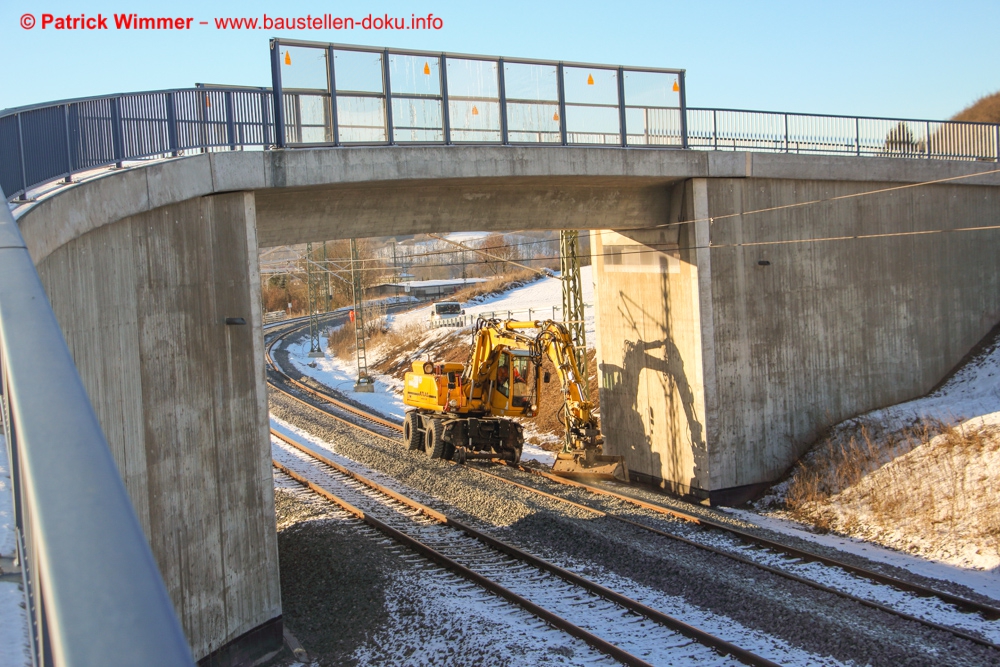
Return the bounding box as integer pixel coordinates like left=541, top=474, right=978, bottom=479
left=266, top=318, right=1000, bottom=657
left=272, top=428, right=777, bottom=667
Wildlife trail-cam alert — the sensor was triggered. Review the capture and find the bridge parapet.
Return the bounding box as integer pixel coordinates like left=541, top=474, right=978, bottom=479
left=3, top=41, right=997, bottom=203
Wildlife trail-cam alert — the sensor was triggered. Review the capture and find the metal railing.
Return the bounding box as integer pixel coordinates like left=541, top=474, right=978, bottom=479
left=429, top=304, right=593, bottom=329
left=269, top=39, right=688, bottom=149
left=3, top=42, right=999, bottom=202
left=0, top=87, right=274, bottom=201
left=686, top=107, right=1000, bottom=161
left=0, top=192, right=194, bottom=665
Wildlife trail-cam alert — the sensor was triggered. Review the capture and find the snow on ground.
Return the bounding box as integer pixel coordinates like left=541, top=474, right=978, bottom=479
left=390, top=266, right=595, bottom=343
left=281, top=269, right=595, bottom=465
left=870, top=332, right=1000, bottom=429
left=751, top=332, right=1000, bottom=592
left=722, top=507, right=1000, bottom=605
left=0, top=436, right=31, bottom=667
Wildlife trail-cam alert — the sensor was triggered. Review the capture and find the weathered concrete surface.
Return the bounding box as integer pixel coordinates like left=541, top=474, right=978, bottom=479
left=33, top=193, right=280, bottom=660
left=593, top=176, right=1000, bottom=503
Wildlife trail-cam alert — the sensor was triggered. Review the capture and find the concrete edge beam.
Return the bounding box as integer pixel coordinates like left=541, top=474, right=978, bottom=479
left=16, top=146, right=1000, bottom=265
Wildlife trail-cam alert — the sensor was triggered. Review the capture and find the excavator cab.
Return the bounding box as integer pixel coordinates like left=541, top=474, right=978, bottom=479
left=490, top=350, right=536, bottom=414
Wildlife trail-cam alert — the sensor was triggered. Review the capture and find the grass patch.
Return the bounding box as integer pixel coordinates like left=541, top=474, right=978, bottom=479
left=784, top=418, right=1000, bottom=565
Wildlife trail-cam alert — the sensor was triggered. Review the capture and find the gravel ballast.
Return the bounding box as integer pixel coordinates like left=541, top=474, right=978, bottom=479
left=269, top=389, right=1000, bottom=666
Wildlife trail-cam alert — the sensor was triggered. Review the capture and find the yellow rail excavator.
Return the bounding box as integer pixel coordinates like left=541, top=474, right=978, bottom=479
left=402, top=318, right=628, bottom=481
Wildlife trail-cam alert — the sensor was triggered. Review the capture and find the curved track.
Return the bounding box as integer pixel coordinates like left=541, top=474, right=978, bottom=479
left=265, top=318, right=1000, bottom=655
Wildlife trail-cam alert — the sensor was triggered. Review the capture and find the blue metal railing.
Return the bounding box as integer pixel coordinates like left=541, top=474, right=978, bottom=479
left=3, top=42, right=999, bottom=202
left=0, top=192, right=194, bottom=665
left=0, top=87, right=274, bottom=201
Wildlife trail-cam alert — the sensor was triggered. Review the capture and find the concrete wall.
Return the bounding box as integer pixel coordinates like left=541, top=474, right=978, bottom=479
left=593, top=176, right=1000, bottom=503
left=34, top=193, right=281, bottom=660
left=591, top=181, right=712, bottom=494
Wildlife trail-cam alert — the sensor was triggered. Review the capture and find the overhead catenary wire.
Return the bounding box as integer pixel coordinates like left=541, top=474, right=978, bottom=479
left=261, top=165, right=1000, bottom=274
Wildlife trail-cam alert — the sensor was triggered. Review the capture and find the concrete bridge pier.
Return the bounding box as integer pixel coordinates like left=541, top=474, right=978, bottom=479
left=592, top=175, right=1000, bottom=504
left=32, top=189, right=281, bottom=663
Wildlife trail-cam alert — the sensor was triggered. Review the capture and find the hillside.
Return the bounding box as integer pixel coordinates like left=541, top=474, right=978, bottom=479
left=952, top=90, right=1000, bottom=123
left=760, top=327, right=1000, bottom=574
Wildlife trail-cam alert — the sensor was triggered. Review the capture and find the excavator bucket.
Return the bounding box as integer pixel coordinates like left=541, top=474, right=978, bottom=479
left=551, top=450, right=629, bottom=482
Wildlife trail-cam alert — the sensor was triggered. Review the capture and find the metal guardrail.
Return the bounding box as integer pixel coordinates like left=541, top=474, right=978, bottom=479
left=0, top=87, right=274, bottom=201
left=429, top=304, right=592, bottom=329
left=686, top=107, right=1000, bottom=161
left=0, top=191, right=194, bottom=665
left=2, top=41, right=998, bottom=202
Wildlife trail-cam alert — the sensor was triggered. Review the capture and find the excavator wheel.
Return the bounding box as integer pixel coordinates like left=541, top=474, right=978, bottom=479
left=403, top=412, right=423, bottom=451
left=425, top=419, right=448, bottom=459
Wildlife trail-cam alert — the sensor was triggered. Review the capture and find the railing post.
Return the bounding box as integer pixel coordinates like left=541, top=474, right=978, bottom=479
left=678, top=70, right=689, bottom=149
left=63, top=105, right=73, bottom=183
left=712, top=109, right=718, bottom=151
left=617, top=66, right=627, bottom=148
left=260, top=90, right=272, bottom=148
left=199, top=91, right=210, bottom=152
left=224, top=91, right=236, bottom=150
left=383, top=48, right=395, bottom=145
left=557, top=62, right=568, bottom=146
left=855, top=117, right=860, bottom=156
left=269, top=39, right=287, bottom=148
left=166, top=92, right=179, bottom=156
left=925, top=120, right=931, bottom=159
left=15, top=115, right=28, bottom=198
left=783, top=113, right=789, bottom=153
left=110, top=97, right=124, bottom=167
left=498, top=57, right=509, bottom=145
left=327, top=45, right=340, bottom=146
left=440, top=54, right=451, bottom=145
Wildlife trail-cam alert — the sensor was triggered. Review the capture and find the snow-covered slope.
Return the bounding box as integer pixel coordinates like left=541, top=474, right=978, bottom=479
left=391, top=266, right=595, bottom=342
left=757, top=329, right=1000, bottom=586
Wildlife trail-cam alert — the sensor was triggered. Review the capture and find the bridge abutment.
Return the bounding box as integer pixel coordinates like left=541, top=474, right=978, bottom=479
left=593, top=176, right=1000, bottom=504
left=33, top=191, right=281, bottom=662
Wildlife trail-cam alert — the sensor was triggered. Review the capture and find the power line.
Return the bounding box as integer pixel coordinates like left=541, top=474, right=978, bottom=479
left=261, top=166, right=1000, bottom=271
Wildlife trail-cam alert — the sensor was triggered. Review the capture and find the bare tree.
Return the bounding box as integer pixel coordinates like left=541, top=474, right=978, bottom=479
left=475, top=233, right=521, bottom=277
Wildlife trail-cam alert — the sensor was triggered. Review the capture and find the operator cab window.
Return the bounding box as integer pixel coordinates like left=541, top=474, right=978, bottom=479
left=510, top=353, right=532, bottom=408
left=496, top=353, right=510, bottom=397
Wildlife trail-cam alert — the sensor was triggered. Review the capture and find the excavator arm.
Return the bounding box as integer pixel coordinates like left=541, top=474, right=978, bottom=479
left=505, top=320, right=628, bottom=481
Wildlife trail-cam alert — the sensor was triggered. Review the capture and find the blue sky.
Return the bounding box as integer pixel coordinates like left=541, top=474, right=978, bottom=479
left=3, top=0, right=998, bottom=120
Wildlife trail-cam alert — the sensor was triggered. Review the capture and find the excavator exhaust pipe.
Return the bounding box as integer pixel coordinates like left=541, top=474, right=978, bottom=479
left=551, top=449, right=629, bottom=482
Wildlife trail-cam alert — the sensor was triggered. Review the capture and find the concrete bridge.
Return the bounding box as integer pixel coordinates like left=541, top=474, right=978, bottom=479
left=5, top=40, right=1000, bottom=665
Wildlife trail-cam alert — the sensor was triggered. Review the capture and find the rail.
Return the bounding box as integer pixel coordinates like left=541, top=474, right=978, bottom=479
left=4, top=41, right=998, bottom=202
left=0, top=191, right=194, bottom=665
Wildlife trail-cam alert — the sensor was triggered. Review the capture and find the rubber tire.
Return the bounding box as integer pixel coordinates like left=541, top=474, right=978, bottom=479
left=404, top=412, right=423, bottom=451
left=425, top=419, right=448, bottom=459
